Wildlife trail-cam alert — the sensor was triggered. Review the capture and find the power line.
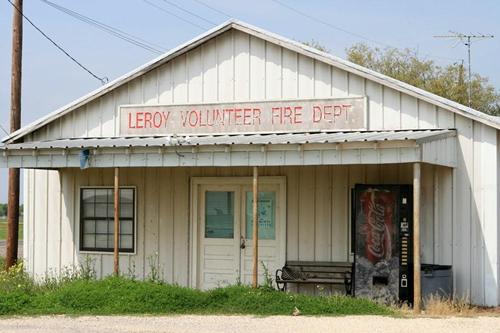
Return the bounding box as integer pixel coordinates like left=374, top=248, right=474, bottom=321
left=0, top=123, right=9, bottom=136
left=190, top=0, right=232, bottom=19
left=40, top=0, right=166, bottom=55
left=269, top=0, right=461, bottom=64
left=141, top=0, right=207, bottom=30
left=159, top=0, right=217, bottom=26
left=270, top=0, right=391, bottom=48
left=7, top=0, right=108, bottom=85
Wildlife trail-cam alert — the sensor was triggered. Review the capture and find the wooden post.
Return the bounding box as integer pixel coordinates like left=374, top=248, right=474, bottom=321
left=5, top=0, right=23, bottom=270
left=252, top=166, right=259, bottom=288
left=413, top=162, right=421, bottom=312
left=113, top=167, right=120, bottom=275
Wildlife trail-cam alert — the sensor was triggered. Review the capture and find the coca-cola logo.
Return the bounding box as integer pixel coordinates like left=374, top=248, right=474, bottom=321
left=360, top=191, right=394, bottom=264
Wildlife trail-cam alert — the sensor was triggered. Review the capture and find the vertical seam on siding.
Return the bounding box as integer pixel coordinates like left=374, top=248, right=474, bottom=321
left=215, top=37, right=219, bottom=102
left=155, top=68, right=160, bottom=104
left=381, top=86, right=385, bottom=129
left=330, top=66, right=333, bottom=97
left=45, top=170, right=49, bottom=274
left=469, top=121, right=474, bottom=300
left=59, top=171, right=63, bottom=273
left=280, top=46, right=283, bottom=99
left=185, top=54, right=189, bottom=103
left=417, top=99, right=421, bottom=129
left=32, top=171, right=36, bottom=275
left=247, top=35, right=251, bottom=100
left=313, top=60, right=316, bottom=98
left=296, top=53, right=299, bottom=98
left=399, top=92, right=403, bottom=129
left=201, top=45, right=205, bottom=103
left=142, top=168, right=146, bottom=279
left=231, top=29, right=235, bottom=101
left=264, top=41, right=267, bottom=100
left=346, top=166, right=351, bottom=261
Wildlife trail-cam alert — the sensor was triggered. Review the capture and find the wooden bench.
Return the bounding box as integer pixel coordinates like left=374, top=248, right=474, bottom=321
left=275, top=261, right=353, bottom=295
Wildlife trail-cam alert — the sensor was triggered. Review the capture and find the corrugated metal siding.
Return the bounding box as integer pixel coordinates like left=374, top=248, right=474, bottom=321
left=22, top=28, right=499, bottom=305
left=24, top=165, right=452, bottom=288
left=29, top=30, right=461, bottom=140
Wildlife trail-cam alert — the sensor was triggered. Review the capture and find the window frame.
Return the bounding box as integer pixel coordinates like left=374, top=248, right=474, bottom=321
left=78, top=186, right=137, bottom=254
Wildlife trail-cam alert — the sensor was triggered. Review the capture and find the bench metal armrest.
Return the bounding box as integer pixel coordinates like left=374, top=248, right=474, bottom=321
left=275, top=268, right=287, bottom=291
left=344, top=271, right=353, bottom=296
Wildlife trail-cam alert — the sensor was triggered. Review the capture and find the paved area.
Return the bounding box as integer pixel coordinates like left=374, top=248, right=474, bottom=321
left=0, top=315, right=499, bottom=333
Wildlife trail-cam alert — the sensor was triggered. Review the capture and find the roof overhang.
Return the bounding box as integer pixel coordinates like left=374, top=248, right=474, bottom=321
left=2, top=20, right=499, bottom=144
left=0, top=129, right=457, bottom=169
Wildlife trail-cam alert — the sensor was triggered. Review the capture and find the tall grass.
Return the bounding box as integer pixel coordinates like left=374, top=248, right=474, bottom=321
left=423, top=294, right=475, bottom=316
left=0, top=259, right=394, bottom=316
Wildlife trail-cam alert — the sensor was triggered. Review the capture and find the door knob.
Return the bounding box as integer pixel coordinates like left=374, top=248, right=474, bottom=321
left=240, top=236, right=246, bottom=249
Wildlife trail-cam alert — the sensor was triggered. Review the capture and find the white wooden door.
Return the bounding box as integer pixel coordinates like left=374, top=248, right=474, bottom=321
left=194, top=177, right=286, bottom=290
left=198, top=185, right=241, bottom=290
left=240, top=183, right=283, bottom=286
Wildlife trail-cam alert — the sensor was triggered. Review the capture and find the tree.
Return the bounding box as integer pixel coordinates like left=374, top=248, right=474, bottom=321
left=0, top=203, right=6, bottom=218
left=0, top=203, right=23, bottom=218
left=302, top=39, right=330, bottom=53
left=345, top=43, right=500, bottom=115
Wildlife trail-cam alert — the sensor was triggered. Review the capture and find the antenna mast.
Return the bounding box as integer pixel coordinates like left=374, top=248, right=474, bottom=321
left=434, top=32, right=494, bottom=108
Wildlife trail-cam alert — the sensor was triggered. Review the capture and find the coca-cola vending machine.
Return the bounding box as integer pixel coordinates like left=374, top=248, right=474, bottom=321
left=352, top=184, right=413, bottom=305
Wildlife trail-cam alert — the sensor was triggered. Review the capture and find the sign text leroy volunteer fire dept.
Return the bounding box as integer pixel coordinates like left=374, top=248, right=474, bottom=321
left=119, top=97, right=366, bottom=135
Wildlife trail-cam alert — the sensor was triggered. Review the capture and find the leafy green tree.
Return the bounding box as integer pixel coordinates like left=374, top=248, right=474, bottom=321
left=302, top=39, right=330, bottom=53
left=0, top=203, right=23, bottom=218
left=346, top=43, right=500, bottom=115
left=0, top=203, right=6, bottom=218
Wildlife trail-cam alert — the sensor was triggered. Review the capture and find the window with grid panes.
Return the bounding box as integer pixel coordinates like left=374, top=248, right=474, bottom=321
left=80, top=188, right=135, bottom=252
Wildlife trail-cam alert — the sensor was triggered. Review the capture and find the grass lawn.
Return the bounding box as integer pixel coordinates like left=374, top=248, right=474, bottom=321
left=0, top=277, right=394, bottom=316
left=0, top=263, right=394, bottom=316
left=0, top=218, right=23, bottom=240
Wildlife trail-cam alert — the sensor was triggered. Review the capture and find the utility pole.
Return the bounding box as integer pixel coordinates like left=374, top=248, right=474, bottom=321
left=5, top=0, right=23, bottom=269
left=434, top=32, right=494, bottom=108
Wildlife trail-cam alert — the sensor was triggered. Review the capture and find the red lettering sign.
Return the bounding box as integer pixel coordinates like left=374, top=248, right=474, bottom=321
left=120, top=97, right=365, bottom=135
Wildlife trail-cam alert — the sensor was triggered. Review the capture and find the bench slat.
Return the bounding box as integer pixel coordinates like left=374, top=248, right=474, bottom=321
left=276, top=261, right=353, bottom=295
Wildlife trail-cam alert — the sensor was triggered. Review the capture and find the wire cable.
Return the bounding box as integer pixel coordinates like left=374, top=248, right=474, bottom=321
left=269, top=0, right=461, bottom=63
left=191, top=0, right=231, bottom=19
left=7, top=0, right=108, bottom=84
left=0, top=123, right=9, bottom=136
left=141, top=0, right=207, bottom=30
left=159, top=0, right=217, bottom=26
left=40, top=0, right=166, bottom=55
left=270, top=0, right=395, bottom=48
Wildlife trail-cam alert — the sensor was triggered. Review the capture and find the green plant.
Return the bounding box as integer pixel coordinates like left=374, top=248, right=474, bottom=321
left=0, top=260, right=394, bottom=316
left=79, top=256, right=96, bottom=280
left=260, top=261, right=274, bottom=290
left=125, top=258, right=136, bottom=280
left=146, top=253, right=163, bottom=283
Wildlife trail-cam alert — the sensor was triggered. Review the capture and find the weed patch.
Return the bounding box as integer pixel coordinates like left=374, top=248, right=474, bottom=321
left=0, top=261, right=393, bottom=316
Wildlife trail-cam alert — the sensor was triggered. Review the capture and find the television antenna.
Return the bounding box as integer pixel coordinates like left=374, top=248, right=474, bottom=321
left=434, top=32, right=494, bottom=108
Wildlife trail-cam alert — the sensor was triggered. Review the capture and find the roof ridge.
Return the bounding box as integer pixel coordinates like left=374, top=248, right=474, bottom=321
left=3, top=20, right=498, bottom=143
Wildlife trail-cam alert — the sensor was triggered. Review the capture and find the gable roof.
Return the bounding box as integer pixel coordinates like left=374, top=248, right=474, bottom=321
left=3, top=19, right=500, bottom=143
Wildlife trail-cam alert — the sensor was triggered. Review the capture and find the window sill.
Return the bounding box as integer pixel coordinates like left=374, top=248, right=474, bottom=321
left=78, top=250, right=137, bottom=256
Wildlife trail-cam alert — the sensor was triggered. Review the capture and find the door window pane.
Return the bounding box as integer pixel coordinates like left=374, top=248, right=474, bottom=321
left=205, top=191, right=234, bottom=238
left=246, top=191, right=276, bottom=240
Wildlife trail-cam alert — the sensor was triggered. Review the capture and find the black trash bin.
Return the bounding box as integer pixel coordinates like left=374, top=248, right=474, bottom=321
left=421, top=264, right=453, bottom=299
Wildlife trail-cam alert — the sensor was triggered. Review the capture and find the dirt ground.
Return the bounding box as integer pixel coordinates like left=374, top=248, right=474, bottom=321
left=0, top=315, right=499, bottom=333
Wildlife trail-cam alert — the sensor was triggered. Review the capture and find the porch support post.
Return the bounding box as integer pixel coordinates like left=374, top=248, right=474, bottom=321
left=113, top=167, right=120, bottom=276
left=413, top=162, right=421, bottom=312
left=252, top=166, right=259, bottom=288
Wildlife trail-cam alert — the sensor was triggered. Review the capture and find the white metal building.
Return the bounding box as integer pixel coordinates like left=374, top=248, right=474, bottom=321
left=1, top=21, right=499, bottom=306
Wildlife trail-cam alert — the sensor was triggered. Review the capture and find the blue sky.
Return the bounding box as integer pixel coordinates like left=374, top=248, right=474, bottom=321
left=1, top=0, right=499, bottom=202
